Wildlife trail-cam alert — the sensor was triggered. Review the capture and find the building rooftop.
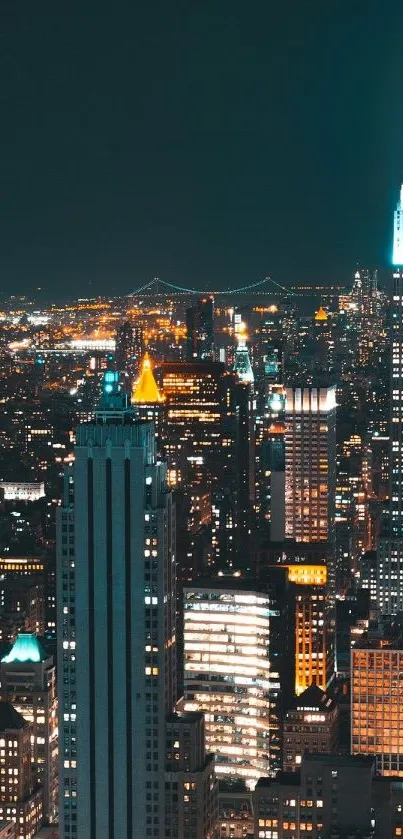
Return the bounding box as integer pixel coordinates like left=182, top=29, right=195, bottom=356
left=160, top=360, right=225, bottom=373
left=183, top=576, right=267, bottom=593
left=289, top=684, right=336, bottom=713
left=300, top=752, right=374, bottom=768
left=132, top=354, right=164, bottom=404
left=166, top=711, right=204, bottom=724
left=255, top=772, right=301, bottom=789
left=314, top=306, right=328, bottom=321
left=255, top=754, right=374, bottom=789
left=353, top=617, right=403, bottom=649
left=1, top=633, right=50, bottom=664
left=0, top=702, right=27, bottom=731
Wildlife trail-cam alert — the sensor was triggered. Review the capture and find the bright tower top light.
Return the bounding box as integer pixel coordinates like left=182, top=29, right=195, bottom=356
left=393, top=183, right=403, bottom=266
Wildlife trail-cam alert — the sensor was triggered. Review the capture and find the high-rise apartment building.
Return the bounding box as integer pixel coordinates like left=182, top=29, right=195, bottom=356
left=183, top=579, right=279, bottom=788
left=0, top=702, right=43, bottom=838
left=0, top=635, right=58, bottom=824
left=351, top=621, right=403, bottom=776
left=57, top=377, right=176, bottom=839
left=284, top=386, right=336, bottom=545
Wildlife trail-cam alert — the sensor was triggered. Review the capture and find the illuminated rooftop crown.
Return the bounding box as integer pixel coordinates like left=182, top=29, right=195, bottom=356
left=132, top=353, right=164, bottom=404
left=393, top=183, right=403, bottom=266
left=233, top=339, right=254, bottom=384
left=2, top=633, right=49, bottom=664
left=314, top=306, right=328, bottom=322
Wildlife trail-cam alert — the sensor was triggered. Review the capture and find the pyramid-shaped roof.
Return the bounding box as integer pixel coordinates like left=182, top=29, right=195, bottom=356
left=314, top=306, right=328, bottom=322
left=132, top=354, right=164, bottom=404
left=1, top=633, right=50, bottom=664
left=291, top=684, right=335, bottom=712
left=0, top=702, right=27, bottom=731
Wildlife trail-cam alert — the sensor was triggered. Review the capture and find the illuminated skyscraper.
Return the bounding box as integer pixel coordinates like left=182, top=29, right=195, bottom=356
left=259, top=421, right=286, bottom=540
left=57, top=375, right=176, bottom=839
left=377, top=194, right=403, bottom=614
left=393, top=183, right=403, bottom=266
left=313, top=307, right=334, bottom=372
left=254, top=382, right=286, bottom=540
left=351, top=622, right=403, bottom=776
left=183, top=579, right=282, bottom=788
left=233, top=314, right=254, bottom=385
left=282, top=561, right=333, bottom=695
left=284, top=386, right=336, bottom=546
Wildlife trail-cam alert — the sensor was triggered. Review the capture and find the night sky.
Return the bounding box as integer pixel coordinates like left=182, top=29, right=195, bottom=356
left=1, top=1, right=403, bottom=298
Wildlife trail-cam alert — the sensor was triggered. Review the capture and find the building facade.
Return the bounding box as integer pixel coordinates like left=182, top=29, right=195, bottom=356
left=57, top=381, right=176, bottom=839
left=160, top=361, right=250, bottom=572
left=0, top=703, right=43, bottom=839
left=351, top=623, right=403, bottom=776
left=183, top=580, right=276, bottom=788
left=254, top=753, right=375, bottom=839
left=377, top=265, right=403, bottom=615
left=281, top=561, right=333, bottom=696
left=284, top=386, right=336, bottom=546
left=282, top=684, right=338, bottom=772
left=164, top=712, right=218, bottom=839
left=0, top=635, right=58, bottom=823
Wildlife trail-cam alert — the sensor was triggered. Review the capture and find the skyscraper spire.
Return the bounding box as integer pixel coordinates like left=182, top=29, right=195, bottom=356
left=132, top=353, right=164, bottom=403
left=393, top=183, right=403, bottom=266
left=233, top=322, right=254, bottom=384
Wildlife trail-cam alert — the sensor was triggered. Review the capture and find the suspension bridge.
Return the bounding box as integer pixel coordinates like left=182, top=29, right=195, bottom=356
left=128, top=275, right=292, bottom=297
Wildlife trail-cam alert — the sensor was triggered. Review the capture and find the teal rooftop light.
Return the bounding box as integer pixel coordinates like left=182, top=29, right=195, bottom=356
left=1, top=633, right=48, bottom=664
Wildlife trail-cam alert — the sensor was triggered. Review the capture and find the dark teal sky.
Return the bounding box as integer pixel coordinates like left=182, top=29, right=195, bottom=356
left=0, top=1, right=402, bottom=297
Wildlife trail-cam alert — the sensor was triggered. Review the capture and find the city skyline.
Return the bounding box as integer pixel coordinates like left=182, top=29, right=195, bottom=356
left=3, top=6, right=403, bottom=838
left=1, top=2, right=403, bottom=296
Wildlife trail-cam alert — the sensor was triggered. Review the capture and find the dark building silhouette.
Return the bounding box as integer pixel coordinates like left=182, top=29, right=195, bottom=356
left=186, top=297, right=214, bottom=361
left=115, top=321, right=144, bottom=379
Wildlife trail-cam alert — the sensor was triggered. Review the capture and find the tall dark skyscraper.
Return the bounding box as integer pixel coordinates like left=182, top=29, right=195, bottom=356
left=115, top=321, right=144, bottom=379
left=58, top=375, right=176, bottom=839
left=377, top=186, right=403, bottom=614
left=160, top=361, right=250, bottom=572
left=186, top=297, right=215, bottom=361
